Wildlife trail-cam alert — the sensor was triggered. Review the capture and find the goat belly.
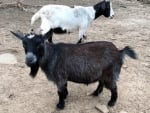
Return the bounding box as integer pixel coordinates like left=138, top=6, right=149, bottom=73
left=68, top=77, right=100, bottom=84
left=66, top=60, right=103, bottom=84
left=68, top=73, right=101, bottom=84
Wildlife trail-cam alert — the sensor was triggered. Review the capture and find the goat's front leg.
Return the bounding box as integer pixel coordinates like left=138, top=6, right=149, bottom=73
left=91, top=80, right=104, bottom=96
left=57, top=83, right=68, bottom=109
left=48, top=30, right=53, bottom=43
left=45, top=30, right=53, bottom=43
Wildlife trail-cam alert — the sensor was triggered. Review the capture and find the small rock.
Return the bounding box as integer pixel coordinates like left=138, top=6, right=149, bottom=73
left=110, top=37, right=117, bottom=41
left=86, top=92, right=92, bottom=96
left=8, top=93, right=15, bottom=100
left=142, top=62, right=150, bottom=67
left=120, top=5, right=127, bottom=8
left=95, top=104, right=109, bottom=113
left=0, top=85, right=5, bottom=94
left=123, top=64, right=128, bottom=69
left=18, top=64, right=25, bottom=68
left=119, top=110, right=128, bottom=113
left=0, top=53, right=17, bottom=64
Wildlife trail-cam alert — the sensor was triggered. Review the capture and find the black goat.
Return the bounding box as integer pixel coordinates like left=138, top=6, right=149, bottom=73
left=11, top=31, right=137, bottom=109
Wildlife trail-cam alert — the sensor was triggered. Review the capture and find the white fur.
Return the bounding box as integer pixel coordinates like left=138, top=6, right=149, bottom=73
left=110, top=2, right=114, bottom=17
left=27, top=34, right=35, bottom=39
left=31, top=4, right=95, bottom=40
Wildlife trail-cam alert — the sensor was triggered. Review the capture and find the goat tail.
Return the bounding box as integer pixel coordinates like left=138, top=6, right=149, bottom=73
left=31, top=11, right=40, bottom=26
left=120, top=46, right=137, bottom=62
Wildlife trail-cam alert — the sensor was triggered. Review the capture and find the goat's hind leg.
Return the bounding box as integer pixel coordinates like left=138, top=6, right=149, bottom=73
left=77, top=35, right=87, bottom=44
left=108, top=86, right=117, bottom=107
left=106, top=64, right=120, bottom=106
left=105, top=81, right=118, bottom=107
left=91, top=80, right=104, bottom=96
left=77, top=28, right=87, bottom=44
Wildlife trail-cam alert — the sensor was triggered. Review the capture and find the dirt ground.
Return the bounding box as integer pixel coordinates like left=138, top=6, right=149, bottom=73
left=0, top=0, right=150, bottom=113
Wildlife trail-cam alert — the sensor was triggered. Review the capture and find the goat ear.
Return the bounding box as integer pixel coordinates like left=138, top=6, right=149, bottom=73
left=10, top=31, right=25, bottom=40
left=29, top=62, right=39, bottom=78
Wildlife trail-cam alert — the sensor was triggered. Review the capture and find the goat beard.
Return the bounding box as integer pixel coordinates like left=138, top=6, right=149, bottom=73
left=29, top=62, right=39, bottom=78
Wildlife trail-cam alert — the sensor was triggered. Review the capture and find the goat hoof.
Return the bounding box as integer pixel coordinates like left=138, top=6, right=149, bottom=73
left=48, top=40, right=53, bottom=43
left=77, top=38, right=83, bottom=44
left=108, top=101, right=115, bottom=107
left=57, top=103, right=65, bottom=109
left=83, top=35, right=87, bottom=39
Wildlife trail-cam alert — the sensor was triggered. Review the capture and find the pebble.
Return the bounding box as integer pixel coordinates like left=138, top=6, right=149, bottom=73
left=142, top=62, right=150, bottom=67
left=119, top=110, right=128, bottom=113
left=95, top=104, right=109, bottom=113
left=0, top=53, right=17, bottom=64
left=123, top=64, right=128, bottom=69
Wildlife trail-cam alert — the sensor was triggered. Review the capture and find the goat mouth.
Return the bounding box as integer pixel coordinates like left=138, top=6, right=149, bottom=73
left=26, top=61, right=37, bottom=67
left=26, top=58, right=37, bottom=67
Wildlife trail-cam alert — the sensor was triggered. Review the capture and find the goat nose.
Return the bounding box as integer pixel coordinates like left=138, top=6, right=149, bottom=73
left=25, top=52, right=37, bottom=66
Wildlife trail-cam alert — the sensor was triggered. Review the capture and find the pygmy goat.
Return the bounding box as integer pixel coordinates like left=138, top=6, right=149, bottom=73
left=31, top=0, right=114, bottom=43
left=11, top=31, right=137, bottom=109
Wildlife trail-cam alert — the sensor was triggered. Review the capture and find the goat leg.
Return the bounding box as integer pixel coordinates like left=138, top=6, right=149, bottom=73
left=57, top=91, right=65, bottom=109
left=57, top=85, right=68, bottom=109
left=91, top=81, right=104, bottom=96
left=77, top=38, right=83, bottom=44
left=108, top=87, right=118, bottom=107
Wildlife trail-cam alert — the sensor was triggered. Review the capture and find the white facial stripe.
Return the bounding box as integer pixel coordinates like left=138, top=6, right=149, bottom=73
left=27, top=34, right=35, bottom=39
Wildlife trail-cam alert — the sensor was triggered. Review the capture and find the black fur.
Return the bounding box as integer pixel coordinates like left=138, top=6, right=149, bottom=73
left=53, top=27, right=67, bottom=34
left=44, top=27, right=68, bottom=43
left=77, top=38, right=83, bottom=44
left=120, top=46, right=137, bottom=60
left=29, top=62, right=39, bottom=78
left=41, top=42, right=137, bottom=109
left=10, top=31, right=137, bottom=109
left=94, top=0, right=111, bottom=19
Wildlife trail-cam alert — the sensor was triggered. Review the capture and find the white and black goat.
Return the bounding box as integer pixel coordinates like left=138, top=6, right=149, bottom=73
left=10, top=31, right=137, bottom=109
left=31, top=0, right=114, bottom=43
